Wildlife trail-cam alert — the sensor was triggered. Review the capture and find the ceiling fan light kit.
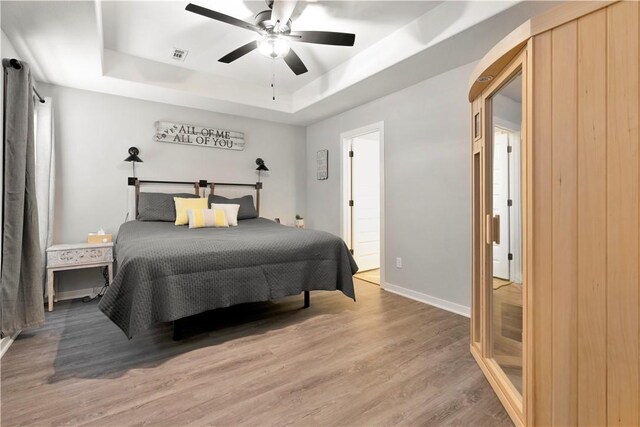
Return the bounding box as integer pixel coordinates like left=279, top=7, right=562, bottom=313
left=258, top=35, right=291, bottom=59
left=185, top=0, right=356, bottom=77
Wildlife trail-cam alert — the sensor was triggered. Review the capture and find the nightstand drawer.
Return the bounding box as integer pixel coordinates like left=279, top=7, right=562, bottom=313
left=47, top=247, right=113, bottom=267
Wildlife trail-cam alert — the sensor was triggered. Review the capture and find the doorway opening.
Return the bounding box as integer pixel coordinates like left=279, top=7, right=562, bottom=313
left=341, top=123, right=384, bottom=286
left=492, top=125, right=522, bottom=284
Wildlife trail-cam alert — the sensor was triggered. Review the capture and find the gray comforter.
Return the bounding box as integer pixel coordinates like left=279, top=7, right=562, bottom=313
left=99, top=218, right=357, bottom=338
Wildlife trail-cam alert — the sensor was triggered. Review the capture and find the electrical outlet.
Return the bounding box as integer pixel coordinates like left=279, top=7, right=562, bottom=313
left=396, top=257, right=403, bottom=268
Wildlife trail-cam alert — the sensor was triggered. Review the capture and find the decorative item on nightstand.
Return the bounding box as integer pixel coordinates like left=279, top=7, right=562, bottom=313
left=87, top=228, right=112, bottom=244
left=295, top=214, right=304, bottom=228
left=124, top=147, right=143, bottom=177
left=255, top=158, right=269, bottom=182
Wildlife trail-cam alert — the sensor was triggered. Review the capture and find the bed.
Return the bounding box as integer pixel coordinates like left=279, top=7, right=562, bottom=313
left=98, top=179, right=358, bottom=339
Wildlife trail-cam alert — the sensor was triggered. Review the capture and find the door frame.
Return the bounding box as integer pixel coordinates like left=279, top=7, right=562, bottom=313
left=470, top=46, right=529, bottom=427
left=340, top=121, right=385, bottom=282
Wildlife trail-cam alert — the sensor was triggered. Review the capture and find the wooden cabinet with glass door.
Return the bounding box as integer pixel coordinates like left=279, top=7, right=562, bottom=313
left=470, top=1, right=639, bottom=426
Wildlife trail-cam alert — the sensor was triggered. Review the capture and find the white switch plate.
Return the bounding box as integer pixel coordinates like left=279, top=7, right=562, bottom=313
left=396, top=257, right=402, bottom=268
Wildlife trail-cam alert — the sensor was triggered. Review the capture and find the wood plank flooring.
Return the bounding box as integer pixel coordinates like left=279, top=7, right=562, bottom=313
left=1, top=280, right=511, bottom=426
left=354, top=269, right=380, bottom=285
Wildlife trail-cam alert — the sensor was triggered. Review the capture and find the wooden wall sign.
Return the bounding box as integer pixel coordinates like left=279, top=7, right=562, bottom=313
left=154, top=121, right=245, bottom=151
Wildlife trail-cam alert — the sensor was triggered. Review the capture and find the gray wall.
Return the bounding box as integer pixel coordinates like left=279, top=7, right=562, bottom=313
left=306, top=61, right=476, bottom=311
left=40, top=83, right=306, bottom=297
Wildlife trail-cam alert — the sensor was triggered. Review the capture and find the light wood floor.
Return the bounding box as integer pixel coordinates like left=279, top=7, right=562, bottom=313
left=354, top=268, right=380, bottom=285
left=1, top=280, right=512, bottom=426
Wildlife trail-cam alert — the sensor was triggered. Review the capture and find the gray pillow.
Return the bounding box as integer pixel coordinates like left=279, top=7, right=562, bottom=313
left=137, top=192, right=198, bottom=222
left=208, top=194, right=258, bottom=220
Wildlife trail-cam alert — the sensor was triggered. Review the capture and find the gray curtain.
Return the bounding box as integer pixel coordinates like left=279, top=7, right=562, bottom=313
left=1, top=59, right=44, bottom=335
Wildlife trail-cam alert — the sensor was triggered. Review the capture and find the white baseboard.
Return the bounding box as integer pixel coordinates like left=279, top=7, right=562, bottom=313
left=382, top=282, right=470, bottom=318
left=0, top=331, right=21, bottom=359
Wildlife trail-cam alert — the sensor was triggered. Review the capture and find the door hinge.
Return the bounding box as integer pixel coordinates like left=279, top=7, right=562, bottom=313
left=349, top=200, right=354, bottom=207
left=507, top=145, right=513, bottom=153
left=508, top=253, right=513, bottom=261
left=349, top=150, right=354, bottom=157
left=350, top=248, right=354, bottom=255
left=507, top=199, right=513, bottom=207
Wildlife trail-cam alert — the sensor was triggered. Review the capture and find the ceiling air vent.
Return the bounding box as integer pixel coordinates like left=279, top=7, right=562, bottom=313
left=170, top=47, right=188, bottom=62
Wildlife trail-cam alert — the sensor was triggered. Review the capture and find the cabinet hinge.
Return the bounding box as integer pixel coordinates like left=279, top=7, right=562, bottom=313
left=349, top=150, right=354, bottom=157
left=508, top=253, right=513, bottom=261
left=507, top=199, right=513, bottom=207
left=350, top=248, right=354, bottom=255
left=349, top=200, right=354, bottom=207
left=507, top=145, right=513, bottom=153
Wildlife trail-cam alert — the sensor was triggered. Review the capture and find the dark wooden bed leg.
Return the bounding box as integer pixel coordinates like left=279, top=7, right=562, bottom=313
left=173, top=319, right=182, bottom=341
left=304, top=291, right=310, bottom=308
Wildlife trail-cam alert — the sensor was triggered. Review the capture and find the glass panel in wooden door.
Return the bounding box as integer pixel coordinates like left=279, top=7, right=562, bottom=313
left=490, top=72, right=524, bottom=395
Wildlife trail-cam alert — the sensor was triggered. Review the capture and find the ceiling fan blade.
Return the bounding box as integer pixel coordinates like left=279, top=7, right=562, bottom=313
left=283, top=49, right=308, bottom=75
left=271, top=0, right=297, bottom=31
left=218, top=40, right=258, bottom=63
left=186, top=3, right=263, bottom=34
left=288, top=31, right=355, bottom=46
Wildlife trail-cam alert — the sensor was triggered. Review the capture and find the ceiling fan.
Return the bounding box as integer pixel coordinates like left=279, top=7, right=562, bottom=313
left=185, top=1, right=356, bottom=75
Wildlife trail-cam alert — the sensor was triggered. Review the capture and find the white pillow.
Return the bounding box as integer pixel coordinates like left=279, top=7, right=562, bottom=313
left=211, top=203, right=240, bottom=226
left=187, top=208, right=229, bottom=229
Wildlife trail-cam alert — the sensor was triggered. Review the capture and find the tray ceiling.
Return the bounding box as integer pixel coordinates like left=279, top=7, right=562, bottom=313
left=1, top=1, right=558, bottom=125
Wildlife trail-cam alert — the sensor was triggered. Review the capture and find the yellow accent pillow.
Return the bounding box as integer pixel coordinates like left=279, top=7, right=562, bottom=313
left=187, top=208, right=229, bottom=229
left=174, top=197, right=208, bottom=225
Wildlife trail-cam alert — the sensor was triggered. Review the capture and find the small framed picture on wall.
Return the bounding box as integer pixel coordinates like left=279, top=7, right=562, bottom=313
left=317, top=149, right=328, bottom=180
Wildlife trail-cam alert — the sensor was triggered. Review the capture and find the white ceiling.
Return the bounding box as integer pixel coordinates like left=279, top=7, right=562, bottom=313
left=1, top=1, right=558, bottom=125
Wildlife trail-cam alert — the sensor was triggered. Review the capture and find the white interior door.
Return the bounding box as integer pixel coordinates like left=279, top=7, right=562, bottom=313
left=492, top=131, right=510, bottom=280
left=508, top=131, right=522, bottom=284
left=351, top=133, right=380, bottom=272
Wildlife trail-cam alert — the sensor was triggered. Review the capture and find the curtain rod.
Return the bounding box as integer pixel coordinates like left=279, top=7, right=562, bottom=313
left=8, top=58, right=45, bottom=104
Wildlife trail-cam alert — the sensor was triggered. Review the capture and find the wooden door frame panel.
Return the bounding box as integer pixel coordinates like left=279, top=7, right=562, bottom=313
left=471, top=46, right=529, bottom=427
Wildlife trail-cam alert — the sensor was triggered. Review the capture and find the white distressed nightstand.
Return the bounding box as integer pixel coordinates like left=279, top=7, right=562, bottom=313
left=46, top=242, right=114, bottom=312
